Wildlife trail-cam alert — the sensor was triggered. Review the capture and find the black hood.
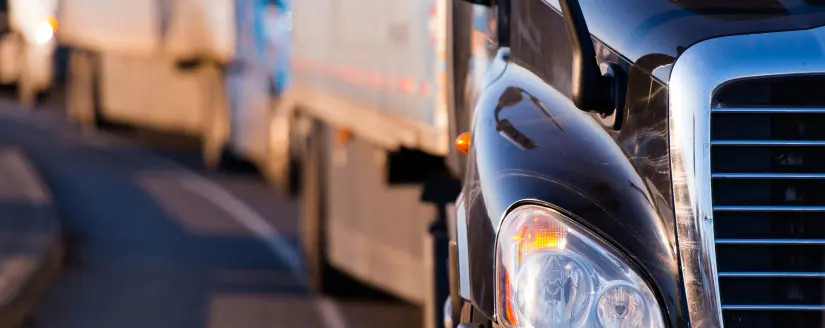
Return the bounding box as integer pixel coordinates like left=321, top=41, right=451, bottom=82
left=573, top=0, right=825, bottom=69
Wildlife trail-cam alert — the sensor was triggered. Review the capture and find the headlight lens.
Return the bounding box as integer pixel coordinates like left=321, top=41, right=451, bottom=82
left=34, top=19, right=55, bottom=45
left=496, top=205, right=664, bottom=328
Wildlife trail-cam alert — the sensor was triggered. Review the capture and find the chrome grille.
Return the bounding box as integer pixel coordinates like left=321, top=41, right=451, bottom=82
left=711, top=76, right=825, bottom=327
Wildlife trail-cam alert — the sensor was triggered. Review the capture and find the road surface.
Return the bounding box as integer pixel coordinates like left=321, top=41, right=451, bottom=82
left=0, top=98, right=421, bottom=328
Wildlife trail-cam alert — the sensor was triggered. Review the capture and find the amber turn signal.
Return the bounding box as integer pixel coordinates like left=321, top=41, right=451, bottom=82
left=48, top=16, right=59, bottom=31
left=336, top=129, right=351, bottom=145
left=455, top=132, right=471, bottom=154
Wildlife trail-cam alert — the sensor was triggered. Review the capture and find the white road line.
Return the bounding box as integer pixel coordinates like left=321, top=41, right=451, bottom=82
left=177, top=175, right=349, bottom=328
left=178, top=176, right=305, bottom=281
left=318, top=297, right=349, bottom=328
left=50, top=113, right=350, bottom=328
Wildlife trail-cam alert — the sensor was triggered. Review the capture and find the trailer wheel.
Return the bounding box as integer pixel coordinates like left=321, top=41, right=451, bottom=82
left=66, top=49, right=101, bottom=127
left=201, top=64, right=231, bottom=170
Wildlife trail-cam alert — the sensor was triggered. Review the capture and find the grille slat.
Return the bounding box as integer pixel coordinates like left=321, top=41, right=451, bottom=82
left=720, top=272, right=825, bottom=278
left=717, top=244, right=825, bottom=272
left=714, top=205, right=825, bottom=212
left=723, top=305, right=825, bottom=311
left=712, top=77, right=825, bottom=327
left=717, top=239, right=825, bottom=245
left=713, top=107, right=825, bottom=114
left=713, top=140, right=825, bottom=146
left=713, top=172, right=825, bottom=179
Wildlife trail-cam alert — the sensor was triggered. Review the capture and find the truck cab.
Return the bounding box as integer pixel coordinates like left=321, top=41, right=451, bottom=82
left=448, top=1, right=825, bottom=327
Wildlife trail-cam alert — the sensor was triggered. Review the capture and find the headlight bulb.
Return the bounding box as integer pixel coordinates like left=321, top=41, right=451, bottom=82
left=596, top=283, right=647, bottom=328
left=34, top=20, right=55, bottom=45
left=514, top=252, right=593, bottom=327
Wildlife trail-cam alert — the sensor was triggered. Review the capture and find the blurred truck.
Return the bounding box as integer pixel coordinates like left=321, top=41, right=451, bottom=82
left=0, top=0, right=59, bottom=105
left=58, top=0, right=290, bottom=168
left=263, top=0, right=459, bottom=326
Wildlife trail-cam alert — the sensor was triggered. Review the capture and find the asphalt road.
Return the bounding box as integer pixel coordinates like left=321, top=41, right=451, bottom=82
left=0, top=96, right=421, bottom=328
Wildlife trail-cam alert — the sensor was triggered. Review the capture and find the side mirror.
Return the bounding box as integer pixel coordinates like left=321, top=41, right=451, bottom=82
left=560, top=0, right=625, bottom=117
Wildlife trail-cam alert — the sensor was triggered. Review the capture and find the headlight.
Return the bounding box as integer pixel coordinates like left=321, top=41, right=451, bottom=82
left=496, top=205, right=664, bottom=328
left=34, top=18, right=56, bottom=45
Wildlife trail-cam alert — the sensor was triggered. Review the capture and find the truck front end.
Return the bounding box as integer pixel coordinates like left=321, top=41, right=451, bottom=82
left=450, top=1, right=825, bottom=327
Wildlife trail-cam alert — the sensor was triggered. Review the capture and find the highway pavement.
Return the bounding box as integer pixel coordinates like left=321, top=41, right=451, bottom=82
left=0, top=96, right=421, bottom=328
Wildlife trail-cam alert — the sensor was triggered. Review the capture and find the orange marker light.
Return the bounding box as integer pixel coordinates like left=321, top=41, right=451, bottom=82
left=504, top=271, right=519, bottom=326
left=48, top=16, right=58, bottom=31
left=455, top=132, right=471, bottom=154
left=336, top=129, right=351, bottom=145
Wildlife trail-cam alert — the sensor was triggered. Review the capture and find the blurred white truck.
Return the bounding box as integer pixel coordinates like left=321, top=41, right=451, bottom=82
left=0, top=0, right=59, bottom=105
left=266, top=0, right=457, bottom=326
left=58, top=0, right=290, bottom=168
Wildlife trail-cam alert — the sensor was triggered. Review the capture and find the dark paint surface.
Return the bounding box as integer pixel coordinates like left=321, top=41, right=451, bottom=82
left=460, top=62, right=685, bottom=326
left=514, top=0, right=825, bottom=75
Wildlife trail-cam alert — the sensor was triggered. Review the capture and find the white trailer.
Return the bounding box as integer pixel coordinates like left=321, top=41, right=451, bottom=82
left=265, top=0, right=455, bottom=326
left=58, top=0, right=290, bottom=169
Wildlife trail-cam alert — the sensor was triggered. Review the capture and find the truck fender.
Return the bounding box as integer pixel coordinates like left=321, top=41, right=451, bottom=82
left=456, top=61, right=686, bottom=326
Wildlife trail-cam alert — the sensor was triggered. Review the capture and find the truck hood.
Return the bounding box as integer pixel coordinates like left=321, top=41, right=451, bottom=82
left=563, top=0, right=825, bottom=76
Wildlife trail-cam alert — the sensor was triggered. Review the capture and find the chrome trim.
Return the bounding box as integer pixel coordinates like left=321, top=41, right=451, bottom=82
left=712, top=140, right=825, bottom=146
left=719, top=272, right=825, bottom=278
left=722, top=305, right=825, bottom=311
left=716, top=238, right=825, bottom=245
left=714, top=205, right=825, bottom=212
left=713, top=173, right=825, bottom=179
left=455, top=192, right=471, bottom=299
left=713, top=107, right=825, bottom=114
left=669, top=25, right=825, bottom=327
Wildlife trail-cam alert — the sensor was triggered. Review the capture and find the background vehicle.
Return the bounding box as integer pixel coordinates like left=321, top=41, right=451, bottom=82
left=0, top=0, right=59, bottom=105
left=448, top=0, right=825, bottom=328
left=58, top=0, right=288, bottom=168
left=266, top=0, right=459, bottom=326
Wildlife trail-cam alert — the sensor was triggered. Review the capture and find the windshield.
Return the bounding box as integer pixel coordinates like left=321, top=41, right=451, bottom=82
left=668, top=0, right=825, bottom=20
left=537, top=0, right=825, bottom=66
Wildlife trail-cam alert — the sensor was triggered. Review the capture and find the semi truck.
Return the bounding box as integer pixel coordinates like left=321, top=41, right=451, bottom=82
left=58, top=0, right=290, bottom=169
left=447, top=0, right=825, bottom=327
left=264, top=0, right=471, bottom=326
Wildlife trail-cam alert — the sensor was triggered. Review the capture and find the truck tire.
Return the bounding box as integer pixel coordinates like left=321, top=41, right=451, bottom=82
left=66, top=49, right=102, bottom=127
left=201, top=64, right=231, bottom=170
left=301, top=121, right=333, bottom=293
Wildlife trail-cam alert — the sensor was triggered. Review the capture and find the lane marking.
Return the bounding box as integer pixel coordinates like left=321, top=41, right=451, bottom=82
left=318, top=297, right=349, bottom=328
left=178, top=176, right=304, bottom=280
left=178, top=175, right=349, bottom=328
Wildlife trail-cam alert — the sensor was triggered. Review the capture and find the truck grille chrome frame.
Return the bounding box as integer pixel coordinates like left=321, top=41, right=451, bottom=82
left=668, top=26, right=825, bottom=327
